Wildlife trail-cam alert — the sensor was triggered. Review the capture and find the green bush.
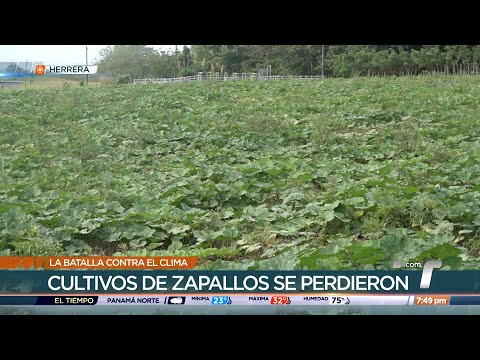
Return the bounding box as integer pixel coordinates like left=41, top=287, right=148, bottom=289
left=116, top=74, right=132, bottom=84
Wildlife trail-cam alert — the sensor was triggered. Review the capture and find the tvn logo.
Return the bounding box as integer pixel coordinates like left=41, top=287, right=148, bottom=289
left=392, top=260, right=442, bottom=289
left=35, top=65, right=98, bottom=75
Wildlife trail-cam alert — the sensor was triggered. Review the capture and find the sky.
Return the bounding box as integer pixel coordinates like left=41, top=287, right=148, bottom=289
left=0, top=45, right=179, bottom=65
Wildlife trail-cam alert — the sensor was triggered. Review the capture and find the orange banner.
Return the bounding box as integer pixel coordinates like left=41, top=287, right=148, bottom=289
left=0, top=256, right=198, bottom=269
left=415, top=295, right=450, bottom=305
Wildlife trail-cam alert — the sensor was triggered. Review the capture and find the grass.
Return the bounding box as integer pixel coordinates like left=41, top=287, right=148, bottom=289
left=0, top=76, right=102, bottom=90
left=1, top=75, right=480, bottom=269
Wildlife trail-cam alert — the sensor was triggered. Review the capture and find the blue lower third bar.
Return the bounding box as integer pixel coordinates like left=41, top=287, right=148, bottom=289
left=0, top=296, right=38, bottom=305
left=449, top=296, right=480, bottom=305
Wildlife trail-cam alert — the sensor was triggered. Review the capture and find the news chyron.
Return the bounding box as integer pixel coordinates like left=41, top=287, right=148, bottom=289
left=34, top=64, right=98, bottom=75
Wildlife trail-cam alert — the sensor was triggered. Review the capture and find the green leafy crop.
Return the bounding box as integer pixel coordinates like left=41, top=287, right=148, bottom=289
left=1, top=76, right=480, bottom=269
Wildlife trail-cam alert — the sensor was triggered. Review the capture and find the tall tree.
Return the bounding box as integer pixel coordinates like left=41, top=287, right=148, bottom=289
left=97, top=45, right=160, bottom=79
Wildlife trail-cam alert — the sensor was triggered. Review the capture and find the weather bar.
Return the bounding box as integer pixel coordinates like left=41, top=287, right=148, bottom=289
left=0, top=295, right=408, bottom=305
left=1, top=295, right=480, bottom=306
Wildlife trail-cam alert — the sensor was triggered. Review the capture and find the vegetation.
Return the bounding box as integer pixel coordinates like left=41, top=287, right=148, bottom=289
left=1, top=76, right=480, bottom=270
left=116, top=74, right=132, bottom=84
left=96, top=45, right=480, bottom=80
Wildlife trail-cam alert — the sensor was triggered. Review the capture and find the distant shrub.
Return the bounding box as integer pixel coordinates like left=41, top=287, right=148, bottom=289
left=116, top=74, right=132, bottom=84
left=99, top=75, right=116, bottom=84
left=79, top=80, right=85, bottom=86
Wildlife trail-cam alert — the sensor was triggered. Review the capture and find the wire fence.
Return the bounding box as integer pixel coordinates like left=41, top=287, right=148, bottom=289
left=133, top=62, right=480, bottom=85
left=133, top=66, right=325, bottom=85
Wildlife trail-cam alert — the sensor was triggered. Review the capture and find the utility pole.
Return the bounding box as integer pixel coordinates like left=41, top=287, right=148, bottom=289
left=174, top=45, right=178, bottom=78
left=321, top=45, right=324, bottom=78
left=86, top=46, right=89, bottom=85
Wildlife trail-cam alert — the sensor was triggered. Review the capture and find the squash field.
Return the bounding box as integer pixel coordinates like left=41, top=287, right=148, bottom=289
left=1, top=76, right=480, bottom=269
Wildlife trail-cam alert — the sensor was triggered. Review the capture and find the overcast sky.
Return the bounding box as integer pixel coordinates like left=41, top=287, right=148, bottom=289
left=0, top=45, right=179, bottom=64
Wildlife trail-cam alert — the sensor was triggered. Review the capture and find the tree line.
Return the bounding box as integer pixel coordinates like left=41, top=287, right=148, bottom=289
left=96, top=45, right=480, bottom=80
